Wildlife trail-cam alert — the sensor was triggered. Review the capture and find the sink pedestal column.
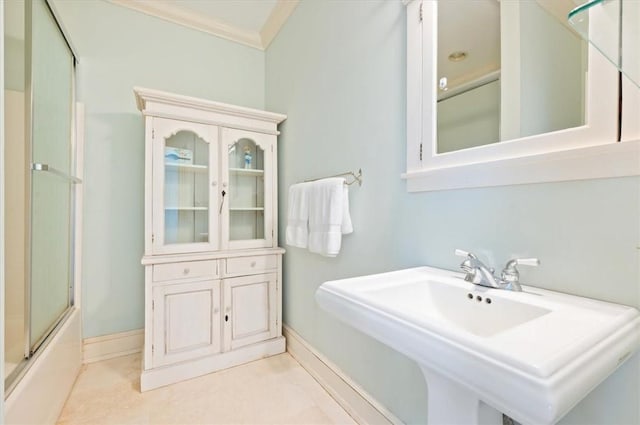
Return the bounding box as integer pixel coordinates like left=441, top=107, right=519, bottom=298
left=421, top=366, right=503, bottom=425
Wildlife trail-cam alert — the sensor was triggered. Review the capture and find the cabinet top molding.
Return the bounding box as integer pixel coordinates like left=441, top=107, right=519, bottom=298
left=134, top=87, right=287, bottom=125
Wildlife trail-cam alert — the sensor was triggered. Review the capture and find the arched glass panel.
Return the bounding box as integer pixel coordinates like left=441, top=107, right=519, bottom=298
left=163, top=131, right=210, bottom=245
left=228, top=138, right=265, bottom=241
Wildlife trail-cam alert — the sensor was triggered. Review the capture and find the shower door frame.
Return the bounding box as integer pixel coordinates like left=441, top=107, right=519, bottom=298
left=4, top=0, right=81, bottom=395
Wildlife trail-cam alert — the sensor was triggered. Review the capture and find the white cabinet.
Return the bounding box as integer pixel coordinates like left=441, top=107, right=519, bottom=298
left=223, top=273, right=277, bottom=351
left=152, top=279, right=221, bottom=367
left=151, top=272, right=279, bottom=368
left=135, top=87, right=286, bottom=391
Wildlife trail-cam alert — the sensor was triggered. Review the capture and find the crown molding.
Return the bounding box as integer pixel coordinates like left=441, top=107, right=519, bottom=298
left=107, top=0, right=298, bottom=51
left=134, top=86, right=287, bottom=124
left=260, top=0, right=299, bottom=49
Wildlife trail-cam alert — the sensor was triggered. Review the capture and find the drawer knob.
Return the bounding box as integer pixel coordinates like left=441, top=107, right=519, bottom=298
left=251, top=261, right=256, bottom=267
left=183, top=268, right=190, bottom=275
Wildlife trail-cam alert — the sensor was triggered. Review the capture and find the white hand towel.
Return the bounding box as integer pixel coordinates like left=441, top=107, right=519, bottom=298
left=341, top=185, right=353, bottom=235
left=286, top=182, right=311, bottom=248
left=308, top=178, right=350, bottom=257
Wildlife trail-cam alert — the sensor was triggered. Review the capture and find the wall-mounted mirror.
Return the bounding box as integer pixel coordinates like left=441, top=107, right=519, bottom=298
left=436, top=0, right=588, bottom=154
left=404, top=0, right=621, bottom=192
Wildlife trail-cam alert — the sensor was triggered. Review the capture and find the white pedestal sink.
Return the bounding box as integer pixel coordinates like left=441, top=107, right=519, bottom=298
left=316, top=267, right=640, bottom=425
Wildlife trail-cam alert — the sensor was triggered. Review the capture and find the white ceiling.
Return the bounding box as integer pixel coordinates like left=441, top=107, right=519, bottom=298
left=108, top=0, right=299, bottom=50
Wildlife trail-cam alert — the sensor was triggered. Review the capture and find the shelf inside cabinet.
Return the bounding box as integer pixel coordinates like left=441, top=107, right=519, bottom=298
left=229, top=168, right=264, bottom=176
left=165, top=207, right=209, bottom=211
left=165, top=163, right=209, bottom=172
left=229, top=207, right=265, bottom=211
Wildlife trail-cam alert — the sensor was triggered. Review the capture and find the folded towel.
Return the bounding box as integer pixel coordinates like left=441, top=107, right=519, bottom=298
left=286, top=182, right=311, bottom=248
left=308, top=177, right=352, bottom=257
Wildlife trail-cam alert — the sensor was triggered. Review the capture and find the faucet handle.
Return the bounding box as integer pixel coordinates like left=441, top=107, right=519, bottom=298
left=454, top=249, right=475, bottom=259
left=501, top=257, right=539, bottom=284
left=455, top=249, right=478, bottom=276
left=508, top=258, right=540, bottom=268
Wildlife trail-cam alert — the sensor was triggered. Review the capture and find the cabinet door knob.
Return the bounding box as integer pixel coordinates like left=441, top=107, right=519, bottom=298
left=183, top=268, right=190, bottom=275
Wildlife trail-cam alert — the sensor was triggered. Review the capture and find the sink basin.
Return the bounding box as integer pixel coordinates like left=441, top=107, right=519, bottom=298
left=316, top=266, right=640, bottom=425
left=366, top=278, right=550, bottom=338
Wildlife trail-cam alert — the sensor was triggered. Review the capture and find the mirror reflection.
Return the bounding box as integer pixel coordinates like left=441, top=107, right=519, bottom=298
left=437, top=0, right=588, bottom=154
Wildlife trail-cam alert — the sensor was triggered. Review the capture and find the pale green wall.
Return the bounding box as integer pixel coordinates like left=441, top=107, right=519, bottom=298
left=52, top=0, right=265, bottom=338
left=266, top=1, right=640, bottom=424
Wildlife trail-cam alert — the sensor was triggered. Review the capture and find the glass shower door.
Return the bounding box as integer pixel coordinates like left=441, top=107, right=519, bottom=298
left=27, top=0, right=76, bottom=353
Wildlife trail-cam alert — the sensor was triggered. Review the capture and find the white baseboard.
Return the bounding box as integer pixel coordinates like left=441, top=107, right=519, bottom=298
left=140, top=336, right=286, bottom=391
left=283, top=325, right=403, bottom=425
left=83, top=329, right=144, bottom=364
left=83, top=330, right=287, bottom=391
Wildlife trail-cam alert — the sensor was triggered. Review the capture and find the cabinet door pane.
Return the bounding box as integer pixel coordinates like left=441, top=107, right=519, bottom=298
left=228, top=137, right=265, bottom=241
left=153, top=120, right=218, bottom=251
left=152, top=118, right=218, bottom=254
left=164, top=131, right=209, bottom=244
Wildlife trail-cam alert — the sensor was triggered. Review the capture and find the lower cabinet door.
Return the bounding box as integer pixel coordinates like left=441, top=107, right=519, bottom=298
left=152, top=280, right=221, bottom=367
left=222, top=273, right=277, bottom=351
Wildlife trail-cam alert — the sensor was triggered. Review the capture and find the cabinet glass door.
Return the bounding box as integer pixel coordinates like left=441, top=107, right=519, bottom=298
left=223, top=128, right=273, bottom=249
left=153, top=118, right=218, bottom=253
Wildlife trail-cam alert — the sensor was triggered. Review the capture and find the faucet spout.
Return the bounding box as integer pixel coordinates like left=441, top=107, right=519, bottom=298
left=463, top=260, right=501, bottom=288
left=455, top=249, right=501, bottom=288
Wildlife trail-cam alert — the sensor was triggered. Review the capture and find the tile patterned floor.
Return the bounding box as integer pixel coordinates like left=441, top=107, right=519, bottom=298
left=57, top=353, right=357, bottom=425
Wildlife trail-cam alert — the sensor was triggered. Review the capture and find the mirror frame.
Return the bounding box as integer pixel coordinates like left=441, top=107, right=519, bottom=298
left=403, top=1, right=640, bottom=192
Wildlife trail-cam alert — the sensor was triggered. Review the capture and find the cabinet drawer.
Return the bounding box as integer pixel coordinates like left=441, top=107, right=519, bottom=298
left=225, top=255, right=277, bottom=276
left=153, top=260, right=218, bottom=282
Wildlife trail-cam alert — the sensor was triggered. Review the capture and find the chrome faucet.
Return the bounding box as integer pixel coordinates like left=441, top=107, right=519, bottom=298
left=455, top=249, right=539, bottom=292
left=455, top=249, right=501, bottom=288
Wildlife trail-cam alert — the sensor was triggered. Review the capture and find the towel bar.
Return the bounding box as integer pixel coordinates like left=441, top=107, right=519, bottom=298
left=303, top=169, right=363, bottom=186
